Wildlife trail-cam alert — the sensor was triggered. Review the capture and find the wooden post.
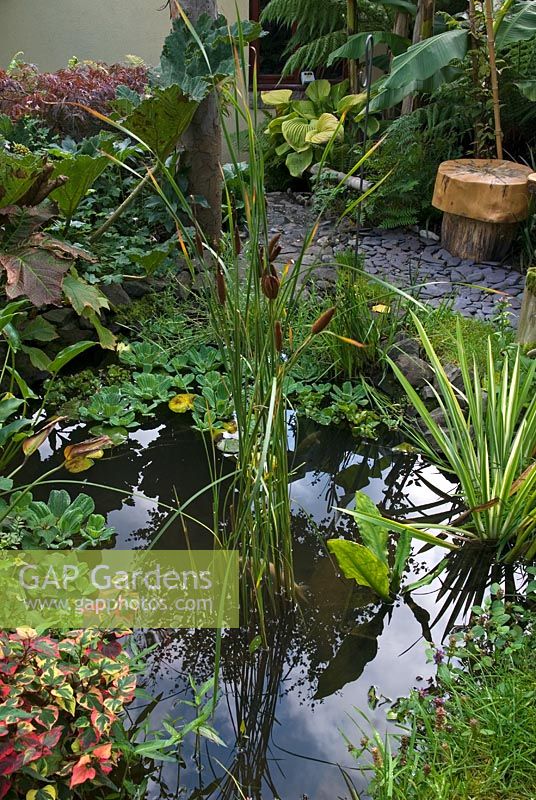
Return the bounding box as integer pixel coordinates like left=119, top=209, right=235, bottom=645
left=169, top=0, right=222, bottom=247
left=518, top=174, right=536, bottom=346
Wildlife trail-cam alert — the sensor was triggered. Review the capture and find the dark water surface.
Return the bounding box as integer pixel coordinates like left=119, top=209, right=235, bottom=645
left=24, top=412, right=460, bottom=799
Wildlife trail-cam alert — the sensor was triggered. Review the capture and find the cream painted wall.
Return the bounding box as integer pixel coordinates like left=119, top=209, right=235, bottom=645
left=0, top=0, right=249, bottom=71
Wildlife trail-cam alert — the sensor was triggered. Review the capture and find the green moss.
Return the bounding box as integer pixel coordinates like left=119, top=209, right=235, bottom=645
left=114, top=286, right=210, bottom=350
left=525, top=267, right=536, bottom=294
left=45, top=365, right=131, bottom=417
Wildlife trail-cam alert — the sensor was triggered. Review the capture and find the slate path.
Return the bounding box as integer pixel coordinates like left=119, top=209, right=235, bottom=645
left=267, top=192, right=525, bottom=323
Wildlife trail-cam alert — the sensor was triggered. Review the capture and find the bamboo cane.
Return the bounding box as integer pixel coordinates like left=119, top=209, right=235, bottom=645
left=347, top=0, right=359, bottom=93
left=484, top=0, right=503, bottom=159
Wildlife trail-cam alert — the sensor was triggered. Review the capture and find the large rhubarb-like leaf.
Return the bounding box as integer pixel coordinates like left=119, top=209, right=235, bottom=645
left=0, top=248, right=70, bottom=306
left=124, top=85, right=198, bottom=160
left=0, top=235, right=95, bottom=307
left=62, top=272, right=109, bottom=316
left=50, top=154, right=109, bottom=220
left=0, top=151, right=47, bottom=209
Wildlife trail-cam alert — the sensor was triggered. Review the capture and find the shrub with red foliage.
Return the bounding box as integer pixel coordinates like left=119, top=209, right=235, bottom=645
left=0, top=62, right=148, bottom=138
left=0, top=627, right=137, bottom=799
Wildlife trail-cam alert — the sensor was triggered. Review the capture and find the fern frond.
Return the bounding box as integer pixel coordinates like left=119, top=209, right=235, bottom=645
left=282, top=30, right=347, bottom=74
left=261, top=0, right=345, bottom=39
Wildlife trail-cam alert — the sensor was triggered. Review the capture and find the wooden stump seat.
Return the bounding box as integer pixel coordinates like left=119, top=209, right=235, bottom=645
left=432, top=159, right=532, bottom=261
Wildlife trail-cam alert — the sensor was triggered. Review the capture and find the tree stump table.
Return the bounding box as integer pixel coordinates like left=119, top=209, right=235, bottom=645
left=432, top=159, right=532, bottom=261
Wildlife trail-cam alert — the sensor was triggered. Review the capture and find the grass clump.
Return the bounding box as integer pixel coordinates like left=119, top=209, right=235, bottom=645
left=414, top=302, right=515, bottom=372
left=351, top=580, right=536, bottom=800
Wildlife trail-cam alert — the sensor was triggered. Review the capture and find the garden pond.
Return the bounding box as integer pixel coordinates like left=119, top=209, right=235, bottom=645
left=22, top=411, right=477, bottom=799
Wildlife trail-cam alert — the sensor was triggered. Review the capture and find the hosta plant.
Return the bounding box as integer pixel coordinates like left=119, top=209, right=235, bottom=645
left=262, top=79, right=372, bottom=177
left=0, top=627, right=138, bottom=799
left=0, top=489, right=115, bottom=549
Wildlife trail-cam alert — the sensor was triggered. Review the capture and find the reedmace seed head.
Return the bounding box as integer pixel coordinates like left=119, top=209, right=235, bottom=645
left=268, top=232, right=282, bottom=263
left=274, top=320, right=283, bottom=352
left=261, top=273, right=280, bottom=300
left=233, top=226, right=242, bottom=254
left=216, top=269, right=226, bottom=305
left=311, top=306, right=336, bottom=335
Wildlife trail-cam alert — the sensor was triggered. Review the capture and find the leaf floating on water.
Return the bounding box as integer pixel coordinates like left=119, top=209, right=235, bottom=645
left=367, top=684, right=380, bottom=710
left=64, top=435, right=112, bottom=461
left=64, top=456, right=95, bottom=473
left=89, top=425, right=128, bottom=445
left=392, top=442, right=418, bottom=453
left=216, top=436, right=240, bottom=455
left=168, top=393, right=196, bottom=413
left=63, top=435, right=112, bottom=473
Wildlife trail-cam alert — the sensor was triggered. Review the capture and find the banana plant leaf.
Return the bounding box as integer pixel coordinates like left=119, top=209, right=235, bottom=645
left=496, top=1, right=536, bottom=46
left=382, top=29, right=468, bottom=91
left=328, top=31, right=410, bottom=65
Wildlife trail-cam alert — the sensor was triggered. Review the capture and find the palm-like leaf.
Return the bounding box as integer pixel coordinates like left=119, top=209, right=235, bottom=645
left=496, top=0, right=536, bottom=46
left=382, top=29, right=469, bottom=91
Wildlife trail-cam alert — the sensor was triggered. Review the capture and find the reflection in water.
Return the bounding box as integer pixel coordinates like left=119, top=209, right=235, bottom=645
left=21, top=412, right=478, bottom=798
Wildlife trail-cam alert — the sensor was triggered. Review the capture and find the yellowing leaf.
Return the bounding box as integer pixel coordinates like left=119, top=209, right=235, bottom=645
left=16, top=627, right=37, bottom=639
left=22, top=416, right=67, bottom=456
left=305, top=113, right=343, bottom=145
left=168, top=393, right=196, bottom=413
left=261, top=89, right=293, bottom=106
left=64, top=456, right=96, bottom=473
left=372, top=304, right=390, bottom=313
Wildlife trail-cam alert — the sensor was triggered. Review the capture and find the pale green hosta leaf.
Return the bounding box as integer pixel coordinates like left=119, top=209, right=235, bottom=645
left=305, top=79, right=331, bottom=104
left=286, top=149, right=313, bottom=177
left=261, top=89, right=293, bottom=107
left=305, top=113, right=343, bottom=145
left=282, top=117, right=315, bottom=151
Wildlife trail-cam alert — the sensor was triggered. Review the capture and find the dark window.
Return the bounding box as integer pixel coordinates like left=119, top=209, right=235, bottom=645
left=249, top=0, right=300, bottom=89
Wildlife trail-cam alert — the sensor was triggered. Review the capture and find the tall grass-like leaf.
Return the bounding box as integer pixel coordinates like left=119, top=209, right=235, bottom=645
left=389, top=313, right=536, bottom=560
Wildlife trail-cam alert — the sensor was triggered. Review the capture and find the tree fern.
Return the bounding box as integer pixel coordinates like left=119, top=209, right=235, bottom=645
left=261, top=0, right=390, bottom=75
left=284, top=31, right=347, bottom=74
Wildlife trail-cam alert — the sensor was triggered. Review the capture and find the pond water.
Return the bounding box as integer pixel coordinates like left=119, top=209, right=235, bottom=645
left=24, top=412, right=464, bottom=799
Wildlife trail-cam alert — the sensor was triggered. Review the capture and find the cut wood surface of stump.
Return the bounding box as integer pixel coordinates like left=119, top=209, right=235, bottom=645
left=433, top=159, right=532, bottom=261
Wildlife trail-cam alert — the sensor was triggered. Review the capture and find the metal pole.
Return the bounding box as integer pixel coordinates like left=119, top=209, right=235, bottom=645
left=355, top=33, right=374, bottom=263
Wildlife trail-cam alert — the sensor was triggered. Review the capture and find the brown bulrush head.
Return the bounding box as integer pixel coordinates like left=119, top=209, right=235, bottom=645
left=233, top=225, right=242, bottom=255
left=274, top=320, right=283, bottom=352
left=311, top=306, right=336, bottom=335
left=195, top=228, right=204, bottom=258
left=371, top=747, right=383, bottom=769
left=268, top=233, right=281, bottom=261
left=261, top=273, right=280, bottom=300
left=216, top=268, right=227, bottom=305
left=268, top=232, right=282, bottom=263
left=258, top=244, right=266, bottom=277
